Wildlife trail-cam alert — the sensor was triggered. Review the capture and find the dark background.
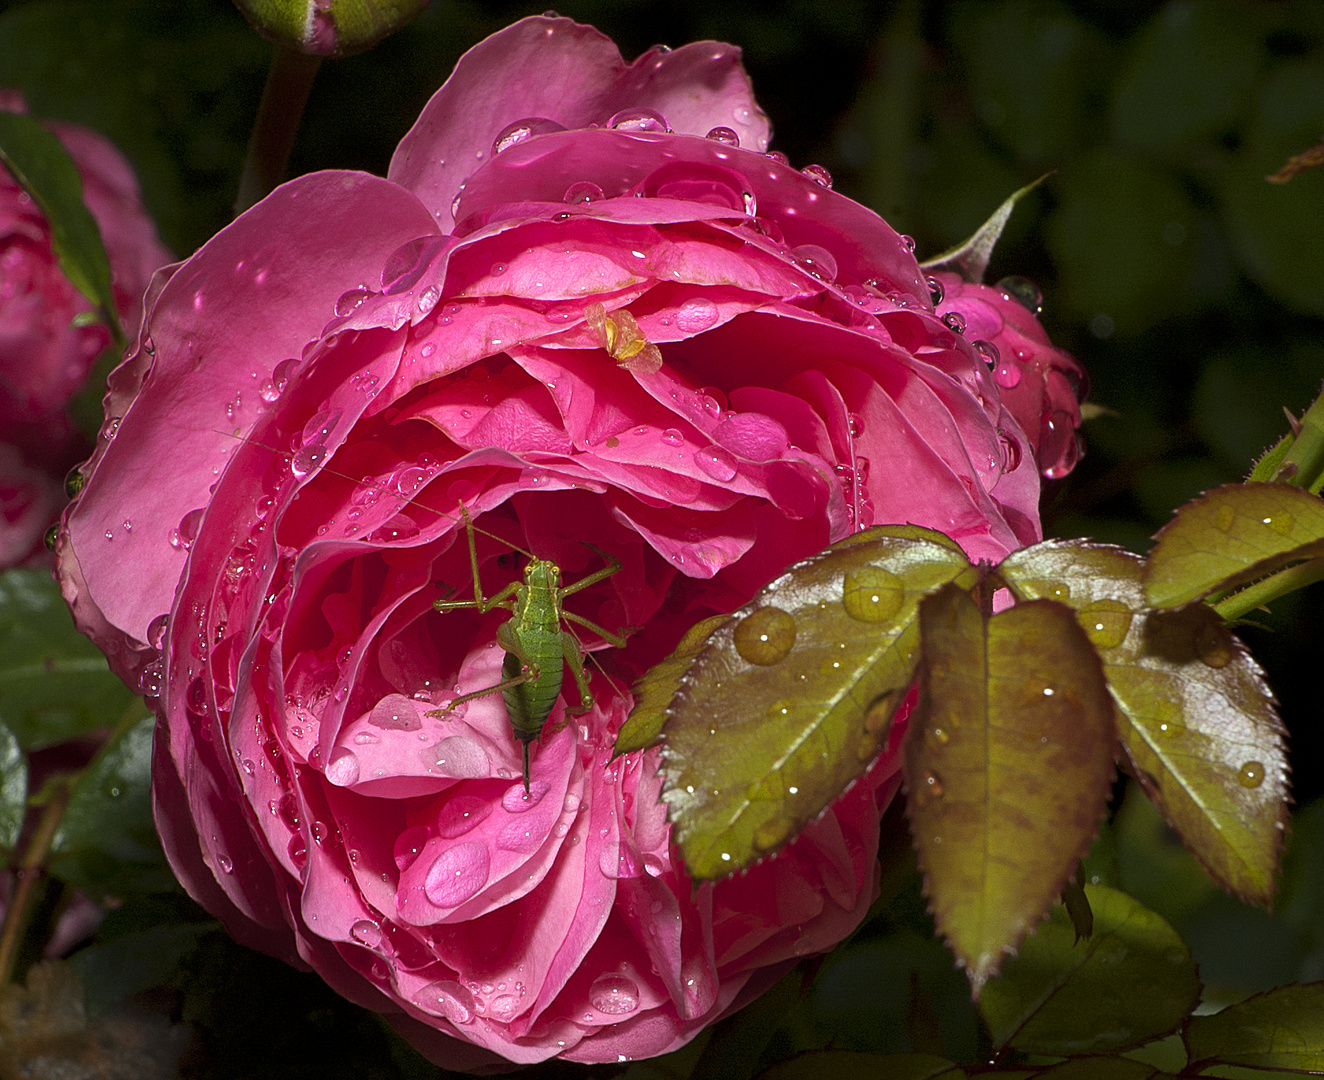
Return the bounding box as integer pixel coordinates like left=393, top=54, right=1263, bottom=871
left=0, top=1, right=1321, bottom=1075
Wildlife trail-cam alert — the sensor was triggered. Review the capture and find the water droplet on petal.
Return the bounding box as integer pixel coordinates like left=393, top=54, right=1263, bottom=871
left=800, top=163, right=833, bottom=187
left=100, top=416, right=121, bottom=441
left=993, top=361, right=1022, bottom=389
left=492, top=116, right=564, bottom=155
left=609, top=108, right=670, bottom=133
left=217, top=853, right=233, bottom=873
left=335, top=288, right=371, bottom=318
left=424, top=841, right=489, bottom=907
left=393, top=826, right=430, bottom=872
left=942, top=311, right=966, bottom=334
left=674, top=297, right=720, bottom=333
left=973, top=339, right=1000, bottom=368
left=766, top=150, right=790, bottom=166
left=418, top=286, right=440, bottom=315
left=589, top=974, right=640, bottom=1015
left=351, top=919, right=383, bottom=947
left=291, top=444, right=327, bottom=479
left=791, top=244, right=838, bottom=283
left=147, top=613, right=169, bottom=650
left=326, top=747, right=361, bottom=787
left=563, top=180, right=605, bottom=205
left=997, top=429, right=1023, bottom=472
left=659, top=428, right=684, bottom=447
left=926, top=277, right=945, bottom=306
left=694, top=446, right=738, bottom=482
left=900, top=234, right=917, bottom=252
left=733, top=606, right=797, bottom=666
left=705, top=126, right=740, bottom=146
left=997, top=275, right=1044, bottom=316
left=139, top=660, right=164, bottom=699
left=415, top=980, right=476, bottom=1024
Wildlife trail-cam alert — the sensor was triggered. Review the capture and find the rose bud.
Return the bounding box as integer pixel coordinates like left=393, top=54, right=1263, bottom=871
left=232, top=0, right=433, bottom=57
left=58, top=17, right=1074, bottom=1067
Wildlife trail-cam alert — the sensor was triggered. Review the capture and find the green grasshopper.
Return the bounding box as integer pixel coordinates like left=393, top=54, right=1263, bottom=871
left=426, top=508, right=629, bottom=791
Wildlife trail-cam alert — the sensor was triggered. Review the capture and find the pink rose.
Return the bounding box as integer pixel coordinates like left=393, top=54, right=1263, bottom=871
left=930, top=271, right=1088, bottom=480
left=57, top=17, right=1062, bottom=1067
left=0, top=90, right=171, bottom=566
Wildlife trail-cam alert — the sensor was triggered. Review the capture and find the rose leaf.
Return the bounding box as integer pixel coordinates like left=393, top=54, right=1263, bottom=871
left=755, top=1051, right=968, bottom=1080
left=660, top=525, right=976, bottom=881
left=1143, top=482, right=1324, bottom=608
left=49, top=713, right=174, bottom=896
left=979, top=884, right=1200, bottom=1056
left=0, top=111, right=119, bottom=335
left=1001, top=541, right=1289, bottom=904
left=1184, top=983, right=1324, bottom=1072
left=919, top=172, right=1052, bottom=283
left=908, top=585, right=1115, bottom=993
left=1028, top=1057, right=1175, bottom=1079
left=0, top=569, right=136, bottom=750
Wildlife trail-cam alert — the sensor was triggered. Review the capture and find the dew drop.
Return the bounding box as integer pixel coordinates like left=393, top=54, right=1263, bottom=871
left=418, top=286, right=441, bottom=315
left=139, top=660, right=164, bottom=699
left=1196, top=620, right=1234, bottom=669
left=661, top=428, right=684, bottom=446
left=290, top=444, right=327, bottom=479
left=563, top=180, right=605, bottom=205
left=674, top=297, right=720, bottom=333
left=147, top=613, right=169, bottom=650
left=415, top=980, right=476, bottom=1024
left=1215, top=504, right=1237, bottom=532
left=351, top=919, right=383, bottom=947
left=335, top=288, right=371, bottom=317
left=791, top=243, right=838, bottom=282
left=993, top=361, right=1022, bottom=389
left=694, top=446, right=738, bottom=482
left=589, top=974, right=640, bottom=1015
left=393, top=825, right=430, bottom=872
left=1237, top=761, right=1265, bottom=788
left=847, top=412, right=864, bottom=438
left=942, top=311, right=966, bottom=334
left=753, top=816, right=791, bottom=852
left=997, top=429, right=1023, bottom=472
left=100, top=416, right=121, bottom=442
left=608, top=107, right=670, bottom=133
left=922, top=771, right=944, bottom=798
left=900, top=234, right=916, bottom=252
left=800, top=163, right=833, bottom=188
left=1076, top=599, right=1133, bottom=650
left=705, top=126, right=740, bottom=146
left=997, top=275, right=1044, bottom=316
left=492, top=116, right=564, bottom=155
left=217, top=853, right=233, bottom=874
left=926, top=277, right=945, bottom=306
left=325, top=747, right=361, bottom=787
left=842, top=566, right=905, bottom=623
left=732, top=606, right=797, bottom=666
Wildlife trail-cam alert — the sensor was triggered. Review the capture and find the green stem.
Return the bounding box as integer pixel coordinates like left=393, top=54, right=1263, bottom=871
left=1213, top=556, right=1324, bottom=623
left=1278, top=384, right=1324, bottom=493
left=0, top=776, right=73, bottom=986
left=234, top=44, right=323, bottom=216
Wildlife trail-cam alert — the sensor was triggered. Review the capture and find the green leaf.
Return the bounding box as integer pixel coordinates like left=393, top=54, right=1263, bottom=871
left=919, top=173, right=1052, bottom=283
left=908, top=585, right=1115, bottom=992
left=1185, top=984, right=1324, bottom=1073
left=756, top=1052, right=966, bottom=1080
left=0, top=719, right=27, bottom=854
left=980, top=885, right=1201, bottom=1056
left=69, top=922, right=209, bottom=1017
left=50, top=712, right=173, bottom=896
left=1144, top=483, right=1324, bottom=608
left=1028, top=1058, right=1171, bottom=1079
left=616, top=614, right=732, bottom=756
left=0, top=111, right=120, bottom=337
left=0, top=569, right=136, bottom=749
left=659, top=525, right=975, bottom=880
left=691, top=967, right=805, bottom=1080
left=1000, top=542, right=1288, bottom=905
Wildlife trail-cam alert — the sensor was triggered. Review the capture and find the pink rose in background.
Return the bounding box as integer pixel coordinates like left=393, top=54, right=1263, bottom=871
left=931, top=271, right=1088, bottom=480
left=0, top=90, right=171, bottom=567
left=57, top=17, right=1076, bottom=1068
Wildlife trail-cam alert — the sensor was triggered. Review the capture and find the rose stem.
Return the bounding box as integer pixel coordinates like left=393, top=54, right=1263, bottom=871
left=234, top=44, right=323, bottom=216
left=0, top=775, right=73, bottom=986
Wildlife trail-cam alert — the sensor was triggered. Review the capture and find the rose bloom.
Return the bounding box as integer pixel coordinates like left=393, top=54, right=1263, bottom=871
left=0, top=89, right=170, bottom=567
left=58, top=17, right=1081, bottom=1068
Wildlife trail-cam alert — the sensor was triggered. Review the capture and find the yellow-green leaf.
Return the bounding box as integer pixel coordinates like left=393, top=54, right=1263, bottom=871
left=980, top=886, right=1200, bottom=1056
left=1184, top=984, right=1324, bottom=1073
left=1144, top=482, right=1324, bottom=608
left=1001, top=541, right=1288, bottom=904
left=615, top=614, right=732, bottom=757
left=908, top=585, right=1116, bottom=992
left=659, top=525, right=975, bottom=880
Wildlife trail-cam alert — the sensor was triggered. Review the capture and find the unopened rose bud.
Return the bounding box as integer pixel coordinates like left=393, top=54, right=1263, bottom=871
left=232, top=0, right=432, bottom=57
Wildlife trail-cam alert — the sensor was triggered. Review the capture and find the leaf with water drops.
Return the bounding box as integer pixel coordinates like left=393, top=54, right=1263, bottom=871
left=0, top=720, right=26, bottom=854
left=1143, top=482, right=1324, bottom=608
left=658, top=525, right=976, bottom=880
left=0, top=569, right=136, bottom=749
left=0, top=111, right=119, bottom=338
left=980, top=885, right=1200, bottom=1056
left=907, top=584, right=1115, bottom=992
left=1184, top=984, right=1324, bottom=1073
left=615, top=614, right=732, bottom=756
left=50, top=712, right=173, bottom=896
left=1001, top=541, right=1288, bottom=904
left=919, top=173, right=1052, bottom=283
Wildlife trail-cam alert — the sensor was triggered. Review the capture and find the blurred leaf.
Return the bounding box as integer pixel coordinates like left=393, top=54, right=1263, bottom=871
left=50, top=713, right=173, bottom=896
left=0, top=569, right=135, bottom=750
left=1001, top=542, right=1288, bottom=904
left=949, top=0, right=1112, bottom=166
left=691, top=968, right=804, bottom=1080
left=1185, top=984, right=1324, bottom=1072
left=1144, top=483, right=1324, bottom=607
left=907, top=585, right=1115, bottom=992
left=1220, top=60, right=1324, bottom=317
left=0, top=720, right=26, bottom=854
left=980, top=885, right=1201, bottom=1055
left=1030, top=1058, right=1171, bottom=1079
left=0, top=110, right=119, bottom=335
left=921, top=172, right=1052, bottom=283
left=616, top=613, right=731, bottom=756
left=1046, top=151, right=1200, bottom=336
left=757, top=1052, right=966, bottom=1080
left=1061, top=876, right=1093, bottom=942
left=69, top=922, right=209, bottom=1018
left=659, top=525, right=975, bottom=880
left=1111, top=1, right=1262, bottom=157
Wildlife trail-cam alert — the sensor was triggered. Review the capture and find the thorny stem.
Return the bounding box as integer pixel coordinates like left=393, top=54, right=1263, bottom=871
left=234, top=44, right=323, bottom=216
left=1213, top=556, right=1324, bottom=624
left=1278, top=385, right=1324, bottom=494
left=0, top=776, right=73, bottom=986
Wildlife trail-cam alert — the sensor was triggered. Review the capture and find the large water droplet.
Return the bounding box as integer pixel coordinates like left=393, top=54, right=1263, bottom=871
left=674, top=297, right=720, bottom=333
left=800, top=163, right=833, bottom=188
left=393, top=826, right=430, bottom=872
left=997, top=429, right=1023, bottom=472
left=694, top=446, right=738, bottom=482
left=437, top=795, right=493, bottom=838
left=139, top=660, right=164, bottom=699
left=842, top=566, right=905, bottom=623
left=325, top=747, right=361, bottom=787
left=492, top=116, right=564, bottom=155
left=501, top=779, right=550, bottom=814
left=424, top=841, right=489, bottom=907
left=791, top=244, right=838, bottom=283
left=608, top=108, right=670, bottom=133
left=993, top=360, right=1022, bottom=389
left=997, top=275, right=1044, bottom=316
left=418, top=286, right=441, bottom=315
left=147, top=613, right=169, bottom=650
left=705, top=126, right=740, bottom=146
left=733, top=606, right=797, bottom=666
left=415, top=980, right=476, bottom=1024
left=564, top=180, right=606, bottom=205
left=660, top=428, right=684, bottom=447
left=351, top=919, right=383, bottom=948
left=942, top=311, right=966, bottom=334
left=1077, top=599, right=1133, bottom=650
left=1237, top=761, right=1265, bottom=788
left=290, top=444, right=327, bottom=479
left=589, top=974, right=640, bottom=1015
left=926, top=277, right=945, bottom=306
left=335, top=288, right=371, bottom=318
